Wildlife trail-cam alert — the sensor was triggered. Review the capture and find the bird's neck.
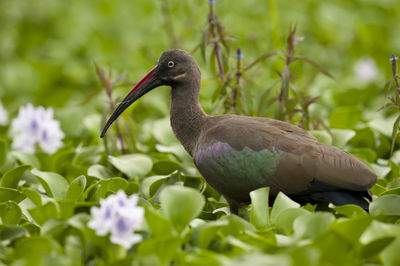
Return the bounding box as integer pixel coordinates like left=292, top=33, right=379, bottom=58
left=170, top=78, right=207, bottom=156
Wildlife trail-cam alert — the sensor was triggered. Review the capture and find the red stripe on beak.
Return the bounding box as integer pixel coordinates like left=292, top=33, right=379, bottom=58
left=127, top=66, right=157, bottom=97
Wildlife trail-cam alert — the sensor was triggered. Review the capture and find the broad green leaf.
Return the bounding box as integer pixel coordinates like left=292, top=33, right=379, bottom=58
left=0, top=139, right=7, bottom=168
left=152, top=160, right=181, bottom=175
left=141, top=175, right=170, bottom=199
left=95, top=177, right=128, bottom=199
left=293, top=212, right=334, bottom=240
left=370, top=194, right=400, bottom=216
left=360, top=221, right=400, bottom=244
left=41, top=219, right=67, bottom=237
left=66, top=175, right=86, bottom=201
left=361, top=236, right=395, bottom=259
left=274, top=208, right=309, bottom=235
left=151, top=118, right=179, bottom=146
left=11, top=151, right=40, bottom=169
left=309, top=130, right=332, bottom=145
left=370, top=183, right=386, bottom=196
left=332, top=217, right=372, bottom=243
left=159, top=185, right=205, bottom=232
left=192, top=219, right=229, bottom=248
left=332, top=204, right=367, bottom=218
left=22, top=188, right=42, bottom=206
left=0, top=187, right=25, bottom=203
left=28, top=201, right=59, bottom=225
left=249, top=187, right=269, bottom=229
left=87, top=164, right=113, bottom=179
left=1, top=165, right=30, bottom=188
left=329, top=106, right=362, bottom=129
left=330, top=129, right=356, bottom=149
left=0, top=201, right=22, bottom=225
left=31, top=168, right=69, bottom=199
left=270, top=192, right=300, bottom=224
left=15, top=236, right=62, bottom=265
left=108, top=154, right=153, bottom=178
left=137, top=235, right=181, bottom=265
left=144, top=205, right=173, bottom=237
left=0, top=225, right=27, bottom=242
left=65, top=235, right=83, bottom=266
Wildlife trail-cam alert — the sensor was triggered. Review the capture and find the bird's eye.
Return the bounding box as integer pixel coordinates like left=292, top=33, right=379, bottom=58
left=168, top=61, right=175, bottom=68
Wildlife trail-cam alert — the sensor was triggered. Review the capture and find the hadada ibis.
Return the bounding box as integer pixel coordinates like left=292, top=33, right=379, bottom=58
left=101, top=49, right=377, bottom=214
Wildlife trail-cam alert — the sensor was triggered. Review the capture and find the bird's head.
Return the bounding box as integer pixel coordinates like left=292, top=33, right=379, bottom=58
left=100, top=49, right=199, bottom=138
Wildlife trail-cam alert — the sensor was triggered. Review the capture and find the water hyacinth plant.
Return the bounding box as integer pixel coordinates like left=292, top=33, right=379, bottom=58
left=0, top=101, right=7, bottom=126
left=88, top=190, right=144, bottom=249
left=10, top=103, right=64, bottom=154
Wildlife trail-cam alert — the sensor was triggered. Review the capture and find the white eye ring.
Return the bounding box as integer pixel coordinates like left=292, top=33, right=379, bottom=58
left=168, top=61, right=175, bottom=68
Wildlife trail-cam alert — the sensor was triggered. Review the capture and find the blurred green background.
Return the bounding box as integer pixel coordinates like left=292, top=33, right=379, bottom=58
left=1, top=0, right=399, bottom=137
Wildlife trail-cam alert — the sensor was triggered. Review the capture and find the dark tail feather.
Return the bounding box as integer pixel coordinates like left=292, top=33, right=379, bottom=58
left=292, top=190, right=371, bottom=211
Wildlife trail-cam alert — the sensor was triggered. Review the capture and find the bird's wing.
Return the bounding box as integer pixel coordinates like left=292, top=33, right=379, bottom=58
left=196, top=116, right=376, bottom=195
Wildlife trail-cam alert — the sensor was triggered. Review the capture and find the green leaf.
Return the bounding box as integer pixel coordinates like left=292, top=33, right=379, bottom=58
left=244, top=51, right=281, bottom=71
left=390, top=114, right=400, bottom=154
left=144, top=205, right=173, bottom=237
left=0, top=201, right=22, bottom=225
left=293, top=212, right=334, bottom=239
left=28, top=201, right=59, bottom=225
left=0, top=139, right=7, bottom=168
left=87, top=164, right=113, bottom=179
left=192, top=219, right=229, bottom=248
left=274, top=208, right=309, bottom=235
left=1, top=165, right=30, bottom=188
left=95, top=177, right=128, bottom=199
left=141, top=175, right=170, bottom=199
left=0, top=187, right=25, bottom=203
left=22, top=188, right=42, bottom=206
left=15, top=236, right=61, bottom=265
left=270, top=192, right=300, bottom=224
left=0, top=225, right=27, bottom=242
left=329, top=106, right=362, bottom=129
left=332, top=204, right=367, bottom=218
left=370, top=194, right=400, bottom=216
left=361, top=236, right=395, bottom=259
left=309, top=130, right=332, bottom=145
left=249, top=187, right=270, bottom=229
left=66, top=175, right=86, bottom=201
left=293, top=56, right=334, bottom=79
left=137, top=235, right=181, bottom=265
left=152, top=160, right=181, bottom=175
left=159, top=185, right=205, bottom=232
left=108, top=154, right=153, bottom=178
left=11, top=151, right=40, bottom=168
left=330, top=129, right=356, bottom=149
left=31, top=168, right=69, bottom=199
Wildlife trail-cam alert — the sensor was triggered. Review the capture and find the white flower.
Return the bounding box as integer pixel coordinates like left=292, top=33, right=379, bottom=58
left=354, top=58, right=378, bottom=83
left=10, top=103, right=64, bottom=154
left=0, top=101, right=8, bottom=126
left=88, top=191, right=144, bottom=249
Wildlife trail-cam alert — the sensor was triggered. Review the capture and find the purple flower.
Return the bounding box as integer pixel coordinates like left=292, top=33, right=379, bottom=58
left=236, top=48, right=242, bottom=59
left=88, top=191, right=144, bottom=249
left=390, top=54, right=398, bottom=62
left=10, top=104, right=64, bottom=154
left=0, top=101, right=8, bottom=126
left=209, top=0, right=216, bottom=5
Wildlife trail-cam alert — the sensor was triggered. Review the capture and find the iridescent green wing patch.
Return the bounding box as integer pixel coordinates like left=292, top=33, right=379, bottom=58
left=194, top=142, right=281, bottom=186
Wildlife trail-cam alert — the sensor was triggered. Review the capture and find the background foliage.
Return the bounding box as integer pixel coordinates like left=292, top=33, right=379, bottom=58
left=1, top=0, right=400, bottom=265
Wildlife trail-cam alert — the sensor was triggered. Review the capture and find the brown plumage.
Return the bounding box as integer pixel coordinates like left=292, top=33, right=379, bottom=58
left=101, top=49, right=377, bottom=214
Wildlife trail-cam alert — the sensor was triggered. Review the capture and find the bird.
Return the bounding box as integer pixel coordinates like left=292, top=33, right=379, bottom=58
left=101, top=49, right=377, bottom=214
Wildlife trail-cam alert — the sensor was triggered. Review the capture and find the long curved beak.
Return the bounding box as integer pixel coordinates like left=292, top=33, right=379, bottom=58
left=100, top=66, right=160, bottom=137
